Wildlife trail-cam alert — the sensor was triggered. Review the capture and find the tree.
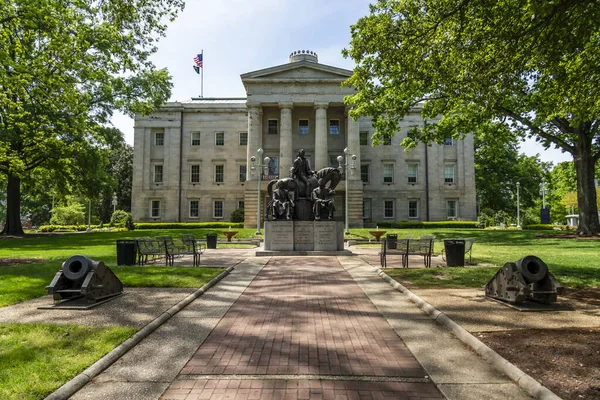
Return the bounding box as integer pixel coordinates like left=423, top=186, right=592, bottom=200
left=0, top=0, right=183, bottom=235
left=344, top=0, right=600, bottom=234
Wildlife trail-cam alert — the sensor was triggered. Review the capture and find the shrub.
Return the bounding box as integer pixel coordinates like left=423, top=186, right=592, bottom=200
left=110, top=210, right=130, bottom=227
left=124, top=214, right=135, bottom=231
left=230, top=208, right=245, bottom=223
left=523, top=224, right=574, bottom=231
left=377, top=221, right=478, bottom=229
left=49, top=204, right=86, bottom=225
left=135, top=222, right=244, bottom=230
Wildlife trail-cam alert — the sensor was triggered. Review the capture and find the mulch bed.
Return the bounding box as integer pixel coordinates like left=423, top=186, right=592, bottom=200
left=535, top=233, right=600, bottom=240
left=478, top=288, right=600, bottom=400
left=0, top=258, right=48, bottom=267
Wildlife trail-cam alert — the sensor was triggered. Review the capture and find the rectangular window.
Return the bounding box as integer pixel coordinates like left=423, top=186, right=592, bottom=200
left=215, top=131, right=224, bottom=146
left=383, top=164, right=394, bottom=183
left=384, top=200, right=395, bottom=218
left=191, top=132, right=200, bottom=146
left=239, top=132, right=248, bottom=146
left=213, top=200, right=224, bottom=218
left=267, top=156, right=279, bottom=175
left=189, top=200, right=199, bottom=218
left=154, top=131, right=164, bottom=146
left=361, top=165, right=369, bottom=183
left=238, top=200, right=245, bottom=210
left=329, top=120, right=340, bottom=135
left=444, top=164, right=455, bottom=183
left=268, top=119, right=278, bottom=135
left=150, top=200, right=160, bottom=218
left=447, top=200, right=457, bottom=219
left=408, top=200, right=419, bottom=219
left=153, top=165, right=163, bottom=183
left=443, top=136, right=454, bottom=145
left=408, top=164, right=418, bottom=184
left=239, top=165, right=247, bottom=182
left=190, top=164, right=200, bottom=183
left=298, top=119, right=309, bottom=135
left=383, top=134, right=392, bottom=145
left=363, top=198, right=372, bottom=221
left=215, top=165, right=224, bottom=183
left=360, top=131, right=368, bottom=146
left=329, top=155, right=339, bottom=168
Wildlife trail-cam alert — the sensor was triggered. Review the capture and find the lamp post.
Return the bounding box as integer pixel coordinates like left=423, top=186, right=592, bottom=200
left=87, top=199, right=91, bottom=232
left=112, top=192, right=118, bottom=213
left=337, top=147, right=356, bottom=234
left=540, top=178, right=549, bottom=209
left=250, top=148, right=270, bottom=235
left=516, top=181, right=521, bottom=228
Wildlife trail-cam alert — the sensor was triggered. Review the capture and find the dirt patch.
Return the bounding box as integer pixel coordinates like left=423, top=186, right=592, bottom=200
left=0, top=258, right=47, bottom=267
left=564, top=287, right=600, bottom=307
left=535, top=233, right=600, bottom=240
left=478, top=328, right=600, bottom=400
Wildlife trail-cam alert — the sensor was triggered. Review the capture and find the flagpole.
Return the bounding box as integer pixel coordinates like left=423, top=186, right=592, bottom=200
left=201, top=49, right=204, bottom=98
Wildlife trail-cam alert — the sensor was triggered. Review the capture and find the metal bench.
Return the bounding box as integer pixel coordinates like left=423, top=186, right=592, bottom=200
left=135, top=237, right=168, bottom=266
left=379, top=237, right=434, bottom=268
left=172, top=234, right=205, bottom=266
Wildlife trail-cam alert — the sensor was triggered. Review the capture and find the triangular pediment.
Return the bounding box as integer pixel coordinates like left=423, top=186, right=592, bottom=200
left=241, top=60, right=352, bottom=82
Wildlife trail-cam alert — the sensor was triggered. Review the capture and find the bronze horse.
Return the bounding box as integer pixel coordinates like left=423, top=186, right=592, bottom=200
left=266, top=167, right=342, bottom=221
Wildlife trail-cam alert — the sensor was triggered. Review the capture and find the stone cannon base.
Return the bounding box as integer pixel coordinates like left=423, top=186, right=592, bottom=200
left=264, top=220, right=344, bottom=252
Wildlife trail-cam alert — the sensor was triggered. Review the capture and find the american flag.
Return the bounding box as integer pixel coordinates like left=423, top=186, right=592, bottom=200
left=193, top=53, right=203, bottom=68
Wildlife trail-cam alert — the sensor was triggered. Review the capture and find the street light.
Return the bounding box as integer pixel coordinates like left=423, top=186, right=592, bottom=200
left=337, top=147, right=356, bottom=234
left=516, top=181, right=521, bottom=228
left=540, top=178, right=549, bottom=209
left=250, top=148, right=270, bottom=234
left=112, top=192, right=118, bottom=213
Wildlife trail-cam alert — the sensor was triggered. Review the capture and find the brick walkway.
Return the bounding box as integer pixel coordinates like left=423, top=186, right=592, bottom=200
left=162, top=257, right=443, bottom=399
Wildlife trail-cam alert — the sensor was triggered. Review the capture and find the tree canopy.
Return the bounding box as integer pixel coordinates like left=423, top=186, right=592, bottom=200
left=0, top=0, right=184, bottom=234
left=344, top=0, right=600, bottom=234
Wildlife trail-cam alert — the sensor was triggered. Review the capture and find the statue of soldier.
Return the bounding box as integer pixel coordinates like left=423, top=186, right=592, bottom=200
left=311, top=179, right=335, bottom=220
left=291, top=149, right=313, bottom=198
left=271, top=184, right=294, bottom=220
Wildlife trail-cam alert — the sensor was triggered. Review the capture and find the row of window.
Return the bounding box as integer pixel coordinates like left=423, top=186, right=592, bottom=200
left=150, top=199, right=246, bottom=219
left=363, top=199, right=459, bottom=220
left=153, top=131, right=249, bottom=147
left=153, top=162, right=457, bottom=185
left=266, top=119, right=341, bottom=135
left=359, top=131, right=454, bottom=146
left=361, top=164, right=456, bottom=184
left=149, top=198, right=459, bottom=220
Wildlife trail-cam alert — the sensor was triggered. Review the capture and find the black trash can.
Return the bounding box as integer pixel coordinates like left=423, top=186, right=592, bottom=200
left=116, top=240, right=137, bottom=266
left=206, top=233, right=217, bottom=249
left=386, top=234, right=398, bottom=249
left=444, top=240, right=465, bottom=267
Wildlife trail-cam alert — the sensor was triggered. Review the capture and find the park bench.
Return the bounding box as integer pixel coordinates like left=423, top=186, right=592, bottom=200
left=136, top=237, right=168, bottom=266
left=170, top=234, right=205, bottom=266
left=379, top=236, right=435, bottom=269
left=441, top=238, right=475, bottom=264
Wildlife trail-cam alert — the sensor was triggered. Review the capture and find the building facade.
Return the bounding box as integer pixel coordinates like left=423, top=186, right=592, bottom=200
left=132, top=51, right=477, bottom=227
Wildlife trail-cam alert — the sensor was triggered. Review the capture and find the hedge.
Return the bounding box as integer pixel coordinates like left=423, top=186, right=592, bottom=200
left=376, top=221, right=479, bottom=229
left=38, top=225, right=99, bottom=232
left=522, top=224, right=575, bottom=231
left=135, top=222, right=244, bottom=230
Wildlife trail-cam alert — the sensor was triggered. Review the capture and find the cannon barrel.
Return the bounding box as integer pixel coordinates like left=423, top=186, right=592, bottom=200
left=61, top=255, right=103, bottom=281
left=515, top=255, right=548, bottom=283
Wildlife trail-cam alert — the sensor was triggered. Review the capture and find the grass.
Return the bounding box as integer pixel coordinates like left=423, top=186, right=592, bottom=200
left=0, top=323, right=136, bottom=400
left=350, top=228, right=600, bottom=288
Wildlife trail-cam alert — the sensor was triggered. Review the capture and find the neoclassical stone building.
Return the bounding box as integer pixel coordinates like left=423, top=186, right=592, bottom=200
left=132, top=51, right=476, bottom=228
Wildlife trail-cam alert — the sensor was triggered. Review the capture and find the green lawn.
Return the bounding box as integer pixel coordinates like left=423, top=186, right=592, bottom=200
left=0, top=323, right=136, bottom=400
left=351, top=228, right=600, bottom=288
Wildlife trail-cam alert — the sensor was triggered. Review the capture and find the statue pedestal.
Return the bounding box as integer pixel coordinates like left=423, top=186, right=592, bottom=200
left=263, top=220, right=345, bottom=253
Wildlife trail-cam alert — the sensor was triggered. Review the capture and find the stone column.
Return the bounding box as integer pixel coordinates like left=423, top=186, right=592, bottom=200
left=246, top=105, right=262, bottom=181
left=346, top=108, right=364, bottom=228
left=314, top=102, right=328, bottom=171
left=279, top=102, right=293, bottom=177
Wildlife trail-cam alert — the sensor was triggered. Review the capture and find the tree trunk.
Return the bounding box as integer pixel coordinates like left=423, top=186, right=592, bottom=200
left=1, top=174, right=24, bottom=235
left=574, top=135, right=600, bottom=235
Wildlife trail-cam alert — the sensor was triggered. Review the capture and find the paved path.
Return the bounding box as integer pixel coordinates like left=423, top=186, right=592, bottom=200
left=162, top=257, right=443, bottom=399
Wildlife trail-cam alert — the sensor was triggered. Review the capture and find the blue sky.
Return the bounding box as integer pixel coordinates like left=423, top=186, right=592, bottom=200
left=113, top=0, right=572, bottom=164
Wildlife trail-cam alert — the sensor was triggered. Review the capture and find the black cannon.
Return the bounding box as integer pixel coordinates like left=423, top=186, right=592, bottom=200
left=46, top=255, right=123, bottom=307
left=484, top=255, right=564, bottom=304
